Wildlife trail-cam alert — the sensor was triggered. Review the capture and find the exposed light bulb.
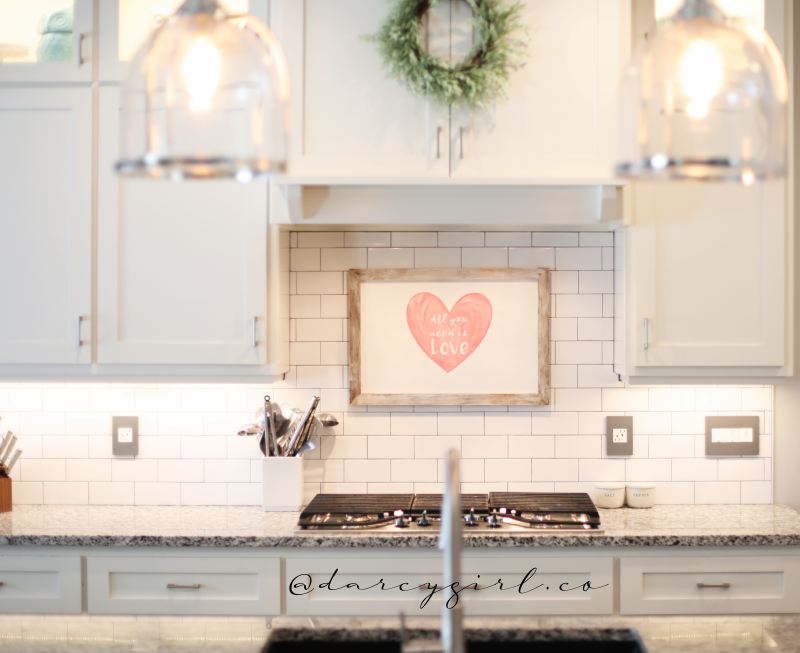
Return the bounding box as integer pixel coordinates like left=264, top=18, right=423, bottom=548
left=182, top=36, right=221, bottom=112
left=741, top=169, right=755, bottom=186
left=680, top=39, right=723, bottom=119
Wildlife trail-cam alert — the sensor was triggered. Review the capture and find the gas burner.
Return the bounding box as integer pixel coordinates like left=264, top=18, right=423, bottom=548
left=294, top=492, right=602, bottom=533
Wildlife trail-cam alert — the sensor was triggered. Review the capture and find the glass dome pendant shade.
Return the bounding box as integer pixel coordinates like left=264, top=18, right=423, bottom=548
left=115, top=0, right=290, bottom=181
left=616, top=0, right=788, bottom=183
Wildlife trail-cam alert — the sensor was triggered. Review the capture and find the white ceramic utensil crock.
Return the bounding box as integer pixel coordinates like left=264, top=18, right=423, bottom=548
left=262, top=456, right=304, bottom=511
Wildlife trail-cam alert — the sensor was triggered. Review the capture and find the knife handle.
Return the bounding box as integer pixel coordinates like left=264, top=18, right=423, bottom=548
left=0, top=436, right=17, bottom=464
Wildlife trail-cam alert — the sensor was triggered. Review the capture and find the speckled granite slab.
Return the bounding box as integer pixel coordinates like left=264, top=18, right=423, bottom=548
left=1, top=504, right=800, bottom=547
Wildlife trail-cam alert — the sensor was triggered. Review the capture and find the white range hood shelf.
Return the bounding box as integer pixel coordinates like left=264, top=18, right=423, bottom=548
left=269, top=177, right=626, bottom=228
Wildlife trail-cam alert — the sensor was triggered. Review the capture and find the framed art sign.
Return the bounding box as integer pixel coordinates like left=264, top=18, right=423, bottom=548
left=349, top=268, right=550, bottom=406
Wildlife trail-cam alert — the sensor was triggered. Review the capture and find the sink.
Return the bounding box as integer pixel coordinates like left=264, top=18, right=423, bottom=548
left=264, top=630, right=649, bottom=653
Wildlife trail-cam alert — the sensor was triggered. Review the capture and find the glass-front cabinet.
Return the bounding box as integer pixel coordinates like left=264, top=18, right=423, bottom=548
left=98, top=0, right=266, bottom=81
left=0, top=0, right=92, bottom=82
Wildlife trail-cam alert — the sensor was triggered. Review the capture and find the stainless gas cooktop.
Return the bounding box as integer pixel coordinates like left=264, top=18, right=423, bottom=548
left=294, top=492, right=602, bottom=533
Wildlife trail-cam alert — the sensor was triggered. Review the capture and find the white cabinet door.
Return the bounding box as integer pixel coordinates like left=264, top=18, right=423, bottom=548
left=97, top=87, right=269, bottom=366
left=0, top=0, right=93, bottom=83
left=629, top=181, right=786, bottom=369
left=449, top=0, right=627, bottom=180
left=98, top=0, right=267, bottom=82
left=0, top=88, right=92, bottom=365
left=271, top=0, right=450, bottom=178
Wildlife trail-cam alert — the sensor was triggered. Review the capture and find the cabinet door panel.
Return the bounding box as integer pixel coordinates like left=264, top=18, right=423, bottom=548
left=0, top=88, right=92, bottom=364
left=632, top=181, right=785, bottom=367
left=97, top=87, right=268, bottom=365
left=0, top=0, right=92, bottom=83
left=450, top=0, right=626, bottom=179
left=272, top=0, right=449, bottom=178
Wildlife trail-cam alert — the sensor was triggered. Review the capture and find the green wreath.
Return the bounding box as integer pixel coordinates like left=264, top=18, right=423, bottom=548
left=368, top=0, right=525, bottom=111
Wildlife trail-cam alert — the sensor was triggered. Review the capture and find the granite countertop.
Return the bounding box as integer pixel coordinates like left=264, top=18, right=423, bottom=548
left=2, top=503, right=800, bottom=548
left=0, top=614, right=793, bottom=653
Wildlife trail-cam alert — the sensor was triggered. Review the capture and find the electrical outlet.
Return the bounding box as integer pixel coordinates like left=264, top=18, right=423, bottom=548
left=607, top=416, right=633, bottom=455
left=112, top=416, right=138, bottom=456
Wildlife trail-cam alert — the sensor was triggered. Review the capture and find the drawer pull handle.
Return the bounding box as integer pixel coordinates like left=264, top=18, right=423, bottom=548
left=167, top=584, right=201, bottom=590
left=697, top=583, right=731, bottom=589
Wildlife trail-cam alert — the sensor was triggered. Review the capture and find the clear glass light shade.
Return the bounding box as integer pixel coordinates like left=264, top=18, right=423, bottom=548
left=617, top=0, right=787, bottom=182
left=115, top=0, right=290, bottom=181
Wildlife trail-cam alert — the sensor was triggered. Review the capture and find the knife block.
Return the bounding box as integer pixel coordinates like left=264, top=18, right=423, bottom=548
left=262, top=457, right=304, bottom=512
left=0, top=476, right=10, bottom=513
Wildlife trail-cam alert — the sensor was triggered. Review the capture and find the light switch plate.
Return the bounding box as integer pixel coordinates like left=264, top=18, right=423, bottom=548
left=607, top=416, right=633, bottom=456
left=705, top=416, right=759, bottom=456
left=112, top=416, right=138, bottom=456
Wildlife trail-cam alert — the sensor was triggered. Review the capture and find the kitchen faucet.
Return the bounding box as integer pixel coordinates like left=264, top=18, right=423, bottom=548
left=401, top=448, right=465, bottom=653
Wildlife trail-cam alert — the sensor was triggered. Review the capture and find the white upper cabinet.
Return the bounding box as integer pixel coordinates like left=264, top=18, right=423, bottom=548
left=449, top=0, right=627, bottom=180
left=619, top=181, right=788, bottom=376
left=97, top=87, right=275, bottom=369
left=0, top=88, right=92, bottom=365
left=0, top=0, right=93, bottom=83
left=272, top=0, right=451, bottom=178
left=271, top=0, right=627, bottom=181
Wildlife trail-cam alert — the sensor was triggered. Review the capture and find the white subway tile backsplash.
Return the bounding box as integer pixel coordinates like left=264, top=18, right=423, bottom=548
left=462, top=247, right=507, bottom=268
left=368, top=247, right=415, bottom=268
left=508, top=247, right=555, bottom=269
left=555, top=295, right=603, bottom=318
left=438, top=232, right=484, bottom=247
left=415, top=247, right=460, bottom=268
left=393, top=232, right=437, bottom=247
left=345, top=232, right=390, bottom=248
left=43, top=482, right=88, bottom=505
left=5, top=231, right=771, bottom=506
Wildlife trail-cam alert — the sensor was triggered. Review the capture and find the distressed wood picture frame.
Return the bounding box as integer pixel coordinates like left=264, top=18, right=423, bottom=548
left=349, top=268, right=550, bottom=406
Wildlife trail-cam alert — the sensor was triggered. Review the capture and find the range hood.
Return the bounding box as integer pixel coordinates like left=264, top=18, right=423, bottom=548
left=269, top=177, right=626, bottom=228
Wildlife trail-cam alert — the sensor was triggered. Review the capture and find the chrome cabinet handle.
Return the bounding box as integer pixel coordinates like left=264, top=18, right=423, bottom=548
left=77, top=33, right=86, bottom=66
left=76, top=316, right=83, bottom=348
left=644, top=318, right=649, bottom=350
left=252, top=316, right=257, bottom=347
left=697, top=583, right=730, bottom=589
left=167, top=584, right=201, bottom=590
left=436, top=126, right=444, bottom=159
left=459, top=126, right=464, bottom=159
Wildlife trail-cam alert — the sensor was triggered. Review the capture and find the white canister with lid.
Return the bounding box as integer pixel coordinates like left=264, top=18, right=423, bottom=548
left=626, top=483, right=656, bottom=508
left=593, top=482, right=626, bottom=508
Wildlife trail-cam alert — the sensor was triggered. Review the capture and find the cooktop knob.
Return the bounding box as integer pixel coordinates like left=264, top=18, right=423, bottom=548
left=417, top=510, right=432, bottom=526
left=393, top=510, right=409, bottom=528
left=465, top=507, right=479, bottom=526
left=487, top=509, right=501, bottom=528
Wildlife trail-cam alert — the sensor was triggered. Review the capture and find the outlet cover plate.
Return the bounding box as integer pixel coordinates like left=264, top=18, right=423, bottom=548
left=607, top=416, right=633, bottom=456
left=112, top=416, right=138, bottom=456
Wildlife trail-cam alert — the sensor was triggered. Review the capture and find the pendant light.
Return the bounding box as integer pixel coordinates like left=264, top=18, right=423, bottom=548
left=115, top=0, right=290, bottom=181
left=616, top=0, right=787, bottom=183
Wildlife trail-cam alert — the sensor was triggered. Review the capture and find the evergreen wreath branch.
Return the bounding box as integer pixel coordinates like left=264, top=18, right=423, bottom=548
left=367, top=0, right=526, bottom=111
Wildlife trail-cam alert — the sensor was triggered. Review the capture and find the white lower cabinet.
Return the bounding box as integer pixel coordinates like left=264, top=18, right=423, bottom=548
left=0, top=556, right=81, bottom=613
left=86, top=556, right=280, bottom=616
left=620, top=556, right=800, bottom=615
left=285, top=556, right=612, bottom=616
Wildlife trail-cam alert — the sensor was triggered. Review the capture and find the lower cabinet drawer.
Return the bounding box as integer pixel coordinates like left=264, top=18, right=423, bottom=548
left=0, top=556, right=82, bottom=613
left=87, top=557, right=280, bottom=615
left=286, top=557, right=612, bottom=616
left=620, top=556, right=800, bottom=615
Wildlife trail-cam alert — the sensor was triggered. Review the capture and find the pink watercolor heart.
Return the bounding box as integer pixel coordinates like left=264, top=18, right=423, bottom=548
left=406, top=292, right=493, bottom=373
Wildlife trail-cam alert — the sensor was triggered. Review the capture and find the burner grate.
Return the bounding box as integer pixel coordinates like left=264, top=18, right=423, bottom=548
left=411, top=494, right=488, bottom=513
left=489, top=492, right=598, bottom=514
left=302, top=493, right=414, bottom=514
